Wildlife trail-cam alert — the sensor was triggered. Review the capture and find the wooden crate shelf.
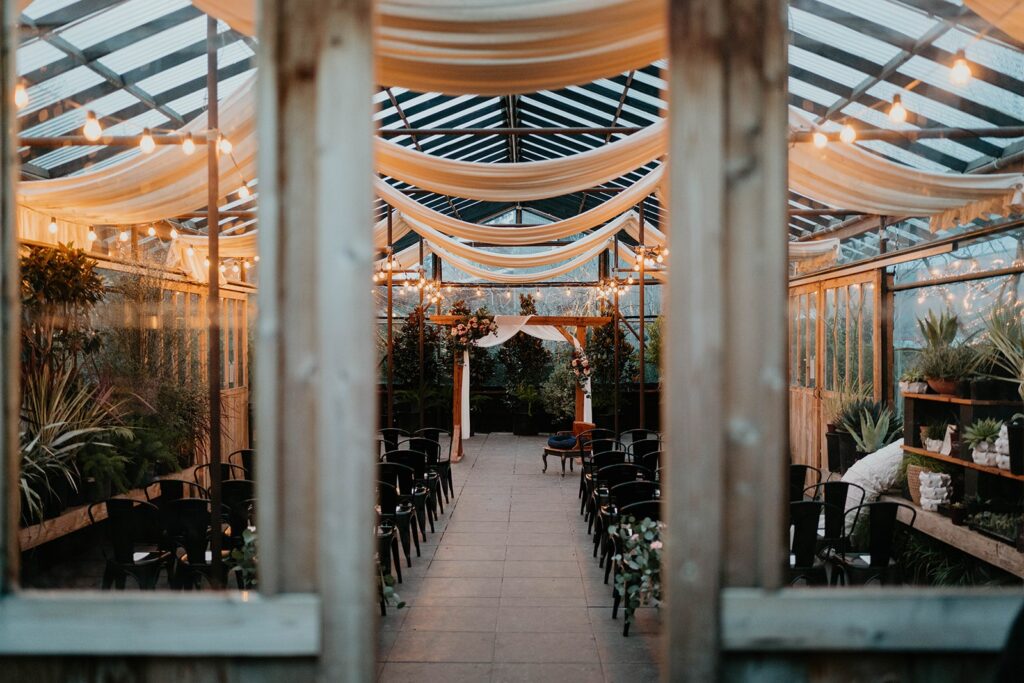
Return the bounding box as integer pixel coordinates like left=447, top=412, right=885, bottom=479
left=901, top=445, right=1024, bottom=482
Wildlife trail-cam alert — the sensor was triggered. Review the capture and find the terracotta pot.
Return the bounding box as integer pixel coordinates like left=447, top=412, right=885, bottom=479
left=907, top=464, right=925, bottom=506
left=925, top=378, right=958, bottom=396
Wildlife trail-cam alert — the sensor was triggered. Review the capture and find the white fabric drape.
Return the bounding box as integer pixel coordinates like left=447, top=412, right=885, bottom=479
left=17, top=75, right=257, bottom=226
left=459, top=315, right=591, bottom=433
left=789, top=109, right=1024, bottom=232
left=191, top=0, right=665, bottom=96
left=17, top=206, right=95, bottom=251
left=431, top=239, right=610, bottom=284
left=965, top=1, right=1024, bottom=43
left=378, top=124, right=665, bottom=201
left=166, top=231, right=259, bottom=283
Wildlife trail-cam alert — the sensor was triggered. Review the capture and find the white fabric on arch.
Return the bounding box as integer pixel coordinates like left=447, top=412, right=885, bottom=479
left=459, top=315, right=591, bottom=434
left=191, top=0, right=666, bottom=96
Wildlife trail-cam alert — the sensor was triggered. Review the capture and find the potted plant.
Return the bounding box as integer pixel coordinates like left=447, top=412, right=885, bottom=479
left=919, top=420, right=947, bottom=452
left=916, top=343, right=978, bottom=396
left=944, top=502, right=968, bottom=526
left=963, top=417, right=1003, bottom=467
left=899, top=366, right=929, bottom=395
left=900, top=453, right=953, bottom=506
left=842, top=406, right=900, bottom=465
left=78, top=447, right=130, bottom=503
left=823, top=383, right=871, bottom=473
left=1009, top=414, right=1024, bottom=476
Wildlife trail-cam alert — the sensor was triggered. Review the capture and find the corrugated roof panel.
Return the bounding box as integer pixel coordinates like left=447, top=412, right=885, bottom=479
left=135, top=41, right=252, bottom=96
left=21, top=89, right=140, bottom=137
left=898, top=55, right=1024, bottom=124
left=16, top=40, right=66, bottom=76
left=96, top=15, right=209, bottom=75
left=60, top=0, right=192, bottom=51
left=21, top=64, right=104, bottom=114
left=790, top=6, right=903, bottom=65
left=789, top=44, right=871, bottom=88
left=21, top=0, right=81, bottom=21
left=788, top=77, right=844, bottom=109
left=816, top=0, right=939, bottom=40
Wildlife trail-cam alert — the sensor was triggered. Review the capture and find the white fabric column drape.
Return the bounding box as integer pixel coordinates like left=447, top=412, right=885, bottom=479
left=459, top=315, right=592, bottom=434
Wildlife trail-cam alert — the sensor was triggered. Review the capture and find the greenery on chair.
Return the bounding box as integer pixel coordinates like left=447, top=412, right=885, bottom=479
left=608, top=516, right=663, bottom=625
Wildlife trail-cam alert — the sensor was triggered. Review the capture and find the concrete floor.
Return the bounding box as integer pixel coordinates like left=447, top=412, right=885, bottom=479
left=377, top=433, right=662, bottom=683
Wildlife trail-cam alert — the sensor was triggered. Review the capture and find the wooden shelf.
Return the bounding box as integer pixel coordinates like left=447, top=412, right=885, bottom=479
left=902, top=445, right=1024, bottom=482
left=881, top=495, right=1024, bottom=579
left=902, top=392, right=1022, bottom=407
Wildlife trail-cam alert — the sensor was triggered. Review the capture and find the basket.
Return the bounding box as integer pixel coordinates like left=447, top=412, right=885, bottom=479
left=907, top=464, right=925, bottom=506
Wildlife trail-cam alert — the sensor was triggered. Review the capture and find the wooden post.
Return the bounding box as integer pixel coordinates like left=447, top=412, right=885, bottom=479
left=638, top=202, right=646, bottom=429
left=418, top=241, right=425, bottom=429
left=205, top=16, right=223, bottom=589
left=452, top=354, right=464, bottom=461
left=663, top=0, right=788, bottom=679
left=612, top=244, right=621, bottom=435
left=386, top=208, right=394, bottom=429
left=256, top=0, right=376, bottom=678
left=575, top=325, right=587, bottom=423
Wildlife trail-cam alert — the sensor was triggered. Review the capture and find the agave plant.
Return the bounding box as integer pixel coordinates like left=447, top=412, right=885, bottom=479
left=962, top=418, right=1003, bottom=450
left=918, top=309, right=959, bottom=349
left=19, top=368, right=132, bottom=522
left=843, top=407, right=899, bottom=455
left=982, top=305, right=1024, bottom=403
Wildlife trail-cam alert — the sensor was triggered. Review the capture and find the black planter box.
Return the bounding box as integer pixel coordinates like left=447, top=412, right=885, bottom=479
left=837, top=431, right=858, bottom=474
left=1008, top=423, right=1024, bottom=476
left=825, top=430, right=842, bottom=473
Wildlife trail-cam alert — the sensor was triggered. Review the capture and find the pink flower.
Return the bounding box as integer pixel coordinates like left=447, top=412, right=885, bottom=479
left=650, top=540, right=662, bottom=550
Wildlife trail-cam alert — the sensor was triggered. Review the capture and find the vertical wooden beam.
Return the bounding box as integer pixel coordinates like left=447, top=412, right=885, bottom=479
left=638, top=203, right=646, bottom=429
left=575, top=325, right=587, bottom=423
left=1, top=0, right=19, bottom=588
left=663, top=0, right=788, bottom=679
left=257, top=0, right=375, bottom=678
left=613, top=244, right=621, bottom=435
left=418, top=242, right=425, bottom=429
left=205, top=16, right=223, bottom=589
left=452, top=357, right=464, bottom=460
left=386, top=207, right=394, bottom=429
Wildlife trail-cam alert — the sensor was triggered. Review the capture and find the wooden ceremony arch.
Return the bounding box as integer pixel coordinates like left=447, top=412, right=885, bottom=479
left=429, top=315, right=612, bottom=460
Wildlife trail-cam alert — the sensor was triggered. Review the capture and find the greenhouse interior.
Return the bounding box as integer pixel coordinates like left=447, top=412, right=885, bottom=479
left=2, top=0, right=1024, bottom=681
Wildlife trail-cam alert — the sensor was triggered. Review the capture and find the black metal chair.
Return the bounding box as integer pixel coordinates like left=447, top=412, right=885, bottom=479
left=788, top=500, right=837, bottom=586
left=587, top=463, right=653, bottom=534
left=598, top=480, right=660, bottom=576
left=193, top=462, right=247, bottom=488
left=804, top=480, right=866, bottom=555
left=221, top=479, right=256, bottom=548
left=582, top=448, right=627, bottom=517
left=576, top=429, right=617, bottom=498
left=228, top=449, right=255, bottom=480
left=383, top=450, right=438, bottom=534
left=414, top=427, right=454, bottom=501
left=378, top=463, right=424, bottom=560
left=161, top=497, right=225, bottom=590
left=636, top=450, right=662, bottom=476
left=379, top=428, right=409, bottom=454
left=402, top=436, right=447, bottom=511
left=832, top=501, right=917, bottom=586
left=628, top=438, right=660, bottom=463
left=789, top=463, right=822, bottom=503
left=619, top=428, right=659, bottom=446
left=611, top=499, right=662, bottom=636
left=88, top=499, right=170, bottom=590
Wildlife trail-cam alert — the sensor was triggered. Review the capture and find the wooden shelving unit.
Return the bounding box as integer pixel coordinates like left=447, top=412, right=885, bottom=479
left=902, top=392, right=1022, bottom=407
left=901, top=445, right=1024, bottom=482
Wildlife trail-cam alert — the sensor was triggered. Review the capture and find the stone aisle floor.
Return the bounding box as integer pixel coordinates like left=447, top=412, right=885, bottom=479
left=377, top=433, right=661, bottom=683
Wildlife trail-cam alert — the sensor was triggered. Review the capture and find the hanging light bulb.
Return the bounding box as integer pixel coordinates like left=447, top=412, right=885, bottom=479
left=839, top=124, right=856, bottom=144
left=565, top=288, right=571, bottom=297
left=535, top=289, right=542, bottom=299
left=888, top=94, right=907, bottom=124
left=950, top=49, right=972, bottom=86
left=187, top=246, right=196, bottom=257
left=147, top=225, right=156, bottom=237
left=219, top=264, right=227, bottom=273
left=87, top=227, right=97, bottom=241
left=83, top=110, right=103, bottom=141
left=181, top=132, right=196, bottom=155
left=204, top=257, right=211, bottom=267
left=119, top=229, right=130, bottom=242
left=218, top=135, right=233, bottom=154
left=139, top=128, right=156, bottom=154
left=14, top=81, right=28, bottom=109
left=47, top=216, right=58, bottom=234
left=505, top=291, right=511, bottom=299
left=475, top=288, right=482, bottom=296
left=254, top=255, right=260, bottom=263
left=232, top=264, right=240, bottom=275
left=243, top=260, right=252, bottom=270
left=812, top=131, right=828, bottom=149
left=169, top=227, right=179, bottom=239
left=238, top=184, right=251, bottom=200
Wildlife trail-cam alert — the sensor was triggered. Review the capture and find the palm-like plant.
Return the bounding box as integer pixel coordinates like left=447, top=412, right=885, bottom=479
left=983, top=306, right=1024, bottom=403
left=20, top=368, right=131, bottom=522
left=843, top=407, right=900, bottom=454
left=918, top=309, right=958, bottom=349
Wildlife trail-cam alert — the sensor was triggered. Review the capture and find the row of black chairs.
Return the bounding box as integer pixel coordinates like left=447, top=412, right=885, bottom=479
left=576, top=428, right=664, bottom=637
left=375, top=427, right=453, bottom=615
left=90, top=450, right=257, bottom=591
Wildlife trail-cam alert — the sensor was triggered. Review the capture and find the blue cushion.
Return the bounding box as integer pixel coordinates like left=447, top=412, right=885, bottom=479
left=547, top=435, right=577, bottom=449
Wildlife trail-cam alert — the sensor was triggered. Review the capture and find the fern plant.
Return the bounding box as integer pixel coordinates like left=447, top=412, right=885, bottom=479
left=917, top=309, right=958, bottom=349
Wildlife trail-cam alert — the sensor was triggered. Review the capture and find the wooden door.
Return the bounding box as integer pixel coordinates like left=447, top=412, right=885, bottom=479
left=788, top=283, right=819, bottom=467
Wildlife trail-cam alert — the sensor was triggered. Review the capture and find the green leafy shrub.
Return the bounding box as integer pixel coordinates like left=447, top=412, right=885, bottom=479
left=607, top=516, right=663, bottom=624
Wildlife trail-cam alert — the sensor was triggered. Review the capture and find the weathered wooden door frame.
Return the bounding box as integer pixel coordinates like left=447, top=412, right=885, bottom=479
left=662, top=1, right=1023, bottom=681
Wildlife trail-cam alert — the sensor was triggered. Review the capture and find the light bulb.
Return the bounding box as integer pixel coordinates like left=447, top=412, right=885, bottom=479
left=839, top=124, right=856, bottom=144
left=204, top=258, right=211, bottom=267
left=656, top=254, right=664, bottom=263
left=812, top=131, right=828, bottom=149
left=169, top=228, right=178, bottom=239
left=950, top=50, right=972, bottom=86
left=181, top=133, right=196, bottom=155
left=662, top=248, right=669, bottom=256
left=139, top=128, right=155, bottom=154
left=243, top=261, right=251, bottom=270
left=238, top=184, right=251, bottom=200
left=14, top=82, right=28, bottom=109
left=118, top=230, right=130, bottom=242
left=187, top=246, right=195, bottom=257
left=87, top=228, right=97, bottom=241
left=147, top=225, right=156, bottom=237
left=83, top=110, right=102, bottom=141
left=888, top=94, right=907, bottom=124
left=535, top=289, right=542, bottom=298
left=218, top=135, right=233, bottom=154
left=48, top=217, right=58, bottom=234
left=632, top=263, right=641, bottom=272
left=254, top=255, right=260, bottom=263
left=219, top=264, right=226, bottom=273
left=232, top=264, right=240, bottom=274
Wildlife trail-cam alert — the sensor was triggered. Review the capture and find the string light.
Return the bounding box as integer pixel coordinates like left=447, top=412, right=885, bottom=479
left=47, top=217, right=58, bottom=234
left=950, top=49, right=972, bottom=86
left=204, top=257, right=211, bottom=267
left=839, top=124, right=856, bottom=144
left=535, top=289, right=542, bottom=299
left=887, top=94, right=907, bottom=124
left=232, top=264, right=241, bottom=275
left=118, top=229, right=130, bottom=242
left=87, top=227, right=97, bottom=241
left=83, top=110, right=102, bottom=141
left=812, top=131, right=828, bottom=149
left=238, top=184, right=251, bottom=200
left=243, top=260, right=252, bottom=270
left=139, top=128, right=156, bottom=154
left=505, top=291, right=512, bottom=299
left=218, top=135, right=233, bottom=154
left=169, top=227, right=178, bottom=239
left=254, top=255, right=260, bottom=263
left=147, top=225, right=156, bottom=237
left=187, top=246, right=195, bottom=257
left=14, top=82, right=28, bottom=109
left=219, top=264, right=227, bottom=273
left=475, top=288, right=482, bottom=296
left=181, top=132, right=196, bottom=155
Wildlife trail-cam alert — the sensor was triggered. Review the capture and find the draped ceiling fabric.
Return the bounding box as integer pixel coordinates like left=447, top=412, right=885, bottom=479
left=789, top=109, right=1024, bottom=232
left=192, top=0, right=666, bottom=96
left=17, top=207, right=95, bottom=251
left=965, top=0, right=1024, bottom=43
left=166, top=231, right=259, bottom=283
left=17, top=74, right=257, bottom=226
left=460, top=316, right=592, bottom=433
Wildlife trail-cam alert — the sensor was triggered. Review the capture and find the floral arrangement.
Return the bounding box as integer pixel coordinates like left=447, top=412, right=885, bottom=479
left=570, top=347, right=592, bottom=397
left=449, top=306, right=497, bottom=351
left=608, top=516, right=663, bottom=624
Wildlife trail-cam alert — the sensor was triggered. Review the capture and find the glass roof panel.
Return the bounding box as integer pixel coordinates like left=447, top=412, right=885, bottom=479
left=789, top=6, right=903, bottom=65
left=60, top=0, right=192, bottom=51
left=815, top=0, right=939, bottom=40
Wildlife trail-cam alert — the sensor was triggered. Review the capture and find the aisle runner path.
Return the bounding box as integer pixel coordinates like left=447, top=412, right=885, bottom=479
left=377, top=433, right=661, bottom=682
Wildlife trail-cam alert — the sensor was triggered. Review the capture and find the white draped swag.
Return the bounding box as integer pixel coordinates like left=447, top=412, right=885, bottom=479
left=460, top=316, right=592, bottom=435
left=964, top=0, right=1024, bottom=43
left=190, top=0, right=665, bottom=96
